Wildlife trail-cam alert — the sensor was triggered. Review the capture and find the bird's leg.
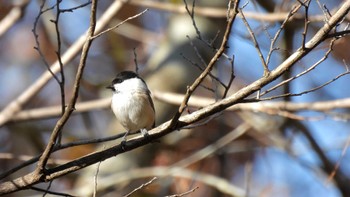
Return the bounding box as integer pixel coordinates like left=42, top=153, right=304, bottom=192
left=120, top=130, right=130, bottom=149
left=122, top=130, right=130, bottom=141
left=140, top=128, right=149, bottom=138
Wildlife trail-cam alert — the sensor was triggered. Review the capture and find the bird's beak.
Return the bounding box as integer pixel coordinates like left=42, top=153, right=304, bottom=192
left=106, top=85, right=115, bottom=91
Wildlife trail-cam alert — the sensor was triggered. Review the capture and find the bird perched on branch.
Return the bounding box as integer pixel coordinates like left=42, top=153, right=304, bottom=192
left=106, top=71, right=155, bottom=142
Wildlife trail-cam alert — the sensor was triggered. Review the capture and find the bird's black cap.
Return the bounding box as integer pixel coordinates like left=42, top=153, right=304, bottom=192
left=106, top=71, right=142, bottom=90
left=112, top=71, right=139, bottom=85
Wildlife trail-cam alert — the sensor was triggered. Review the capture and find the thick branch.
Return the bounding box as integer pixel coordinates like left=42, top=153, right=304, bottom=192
left=9, top=94, right=350, bottom=122
left=129, top=0, right=333, bottom=22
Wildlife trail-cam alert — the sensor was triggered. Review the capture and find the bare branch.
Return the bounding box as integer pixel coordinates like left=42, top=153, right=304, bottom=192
left=32, top=0, right=61, bottom=84
left=9, top=89, right=350, bottom=123
left=169, top=0, right=240, bottom=128
left=77, top=166, right=245, bottom=197
left=165, top=186, right=199, bottom=197
left=0, top=132, right=128, bottom=181
left=239, top=7, right=269, bottom=76
left=1, top=1, right=350, bottom=195
left=123, top=177, right=158, bottom=197
left=90, top=8, right=149, bottom=40
left=172, top=123, right=250, bottom=168
left=183, top=0, right=202, bottom=39
left=0, top=0, right=29, bottom=37
left=259, top=69, right=350, bottom=101
left=0, top=0, right=99, bottom=194
left=133, top=48, right=139, bottom=74
left=266, top=1, right=305, bottom=66
left=60, top=1, right=92, bottom=13
left=10, top=98, right=110, bottom=122
left=129, top=0, right=334, bottom=22
left=327, top=135, right=350, bottom=183
left=52, top=0, right=66, bottom=116
left=30, top=186, right=75, bottom=197
left=262, top=38, right=336, bottom=96
left=93, top=161, right=102, bottom=197
left=0, top=153, right=68, bottom=165
left=301, top=0, right=312, bottom=49
left=36, top=0, right=98, bottom=173
left=0, top=0, right=126, bottom=126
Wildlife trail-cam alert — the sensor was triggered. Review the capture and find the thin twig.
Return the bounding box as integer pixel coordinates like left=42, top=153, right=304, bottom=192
left=301, top=0, right=311, bottom=49
left=87, top=166, right=245, bottom=196
left=291, top=120, right=350, bottom=195
left=259, top=67, right=350, bottom=101
left=169, top=0, right=240, bottom=128
left=172, top=123, right=250, bottom=168
left=316, top=0, right=331, bottom=22
left=165, top=186, right=199, bottom=197
left=52, top=0, right=66, bottom=146
left=36, top=0, right=98, bottom=179
left=261, top=38, right=336, bottom=97
left=183, top=0, right=231, bottom=60
left=222, top=55, right=235, bottom=98
left=326, top=29, right=350, bottom=38
left=93, top=161, right=102, bottom=197
left=90, top=9, right=148, bottom=40
left=0, top=0, right=126, bottom=126
left=183, top=0, right=202, bottom=39
left=180, top=53, right=226, bottom=89
left=60, top=1, right=92, bottom=13
left=30, top=186, right=75, bottom=197
left=123, top=177, right=158, bottom=197
left=133, top=48, right=139, bottom=74
left=32, top=0, right=61, bottom=84
left=52, top=0, right=66, bottom=116
left=186, top=35, right=207, bottom=69
left=266, top=1, right=305, bottom=66
left=239, top=6, right=269, bottom=76
left=0, top=132, right=129, bottom=181
left=184, top=34, right=234, bottom=99
left=327, top=135, right=350, bottom=184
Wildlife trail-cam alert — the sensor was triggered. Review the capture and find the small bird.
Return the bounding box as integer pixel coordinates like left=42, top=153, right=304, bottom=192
left=106, top=71, right=155, bottom=142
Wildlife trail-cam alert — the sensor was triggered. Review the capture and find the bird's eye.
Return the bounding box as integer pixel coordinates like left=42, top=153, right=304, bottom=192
left=112, top=78, right=123, bottom=84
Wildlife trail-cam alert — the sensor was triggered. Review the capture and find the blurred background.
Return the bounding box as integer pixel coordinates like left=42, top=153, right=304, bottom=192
left=0, top=0, right=350, bottom=196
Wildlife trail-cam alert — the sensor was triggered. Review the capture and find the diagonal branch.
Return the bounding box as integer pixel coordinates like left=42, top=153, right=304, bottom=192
left=0, top=0, right=99, bottom=194
left=35, top=0, right=97, bottom=173
left=239, top=7, right=269, bottom=76
left=0, top=0, right=126, bottom=127
left=168, top=0, right=240, bottom=128
left=0, top=0, right=30, bottom=37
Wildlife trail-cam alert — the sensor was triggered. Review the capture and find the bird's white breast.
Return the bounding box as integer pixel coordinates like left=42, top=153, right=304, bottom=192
left=111, top=78, right=155, bottom=131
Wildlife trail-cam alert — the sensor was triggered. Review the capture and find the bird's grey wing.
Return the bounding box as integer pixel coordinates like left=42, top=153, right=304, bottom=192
left=147, top=90, right=156, bottom=128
